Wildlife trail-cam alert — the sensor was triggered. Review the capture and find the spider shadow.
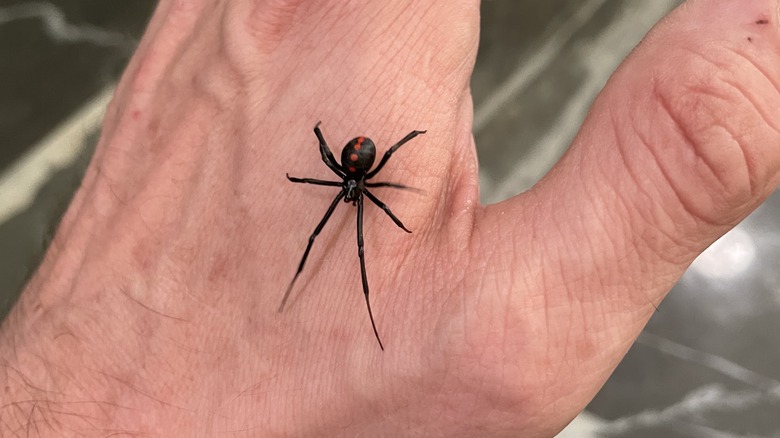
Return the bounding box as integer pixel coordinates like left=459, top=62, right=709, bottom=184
left=280, top=200, right=354, bottom=311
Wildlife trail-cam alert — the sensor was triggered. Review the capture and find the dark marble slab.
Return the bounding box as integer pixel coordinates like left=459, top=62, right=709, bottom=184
left=0, top=0, right=155, bottom=172
left=590, top=191, right=780, bottom=436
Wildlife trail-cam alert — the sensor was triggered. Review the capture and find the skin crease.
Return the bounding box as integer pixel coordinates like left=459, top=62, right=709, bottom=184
left=2, top=0, right=780, bottom=436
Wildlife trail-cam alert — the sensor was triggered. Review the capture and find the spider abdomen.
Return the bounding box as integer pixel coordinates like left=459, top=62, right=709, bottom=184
left=341, top=136, right=376, bottom=175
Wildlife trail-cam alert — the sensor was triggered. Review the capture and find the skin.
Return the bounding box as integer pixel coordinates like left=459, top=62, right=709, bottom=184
left=2, top=0, right=779, bottom=436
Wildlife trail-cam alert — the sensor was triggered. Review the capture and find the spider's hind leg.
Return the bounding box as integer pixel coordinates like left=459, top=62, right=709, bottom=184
left=356, top=196, right=384, bottom=350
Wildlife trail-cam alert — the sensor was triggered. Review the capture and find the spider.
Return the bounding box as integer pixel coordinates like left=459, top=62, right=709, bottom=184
left=279, top=121, right=426, bottom=350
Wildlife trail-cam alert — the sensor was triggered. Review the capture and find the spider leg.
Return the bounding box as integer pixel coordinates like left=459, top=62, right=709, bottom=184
left=314, top=122, right=346, bottom=178
left=364, top=189, right=412, bottom=233
left=357, top=195, right=384, bottom=350
left=365, top=181, right=423, bottom=194
left=365, top=129, right=426, bottom=179
left=287, top=174, right=342, bottom=187
left=279, top=190, right=346, bottom=312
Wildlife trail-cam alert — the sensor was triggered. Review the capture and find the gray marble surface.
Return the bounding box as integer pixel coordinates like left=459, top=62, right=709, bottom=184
left=2, top=1, right=778, bottom=436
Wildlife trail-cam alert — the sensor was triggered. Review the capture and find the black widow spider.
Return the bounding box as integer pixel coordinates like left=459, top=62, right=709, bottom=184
left=279, top=121, right=426, bottom=350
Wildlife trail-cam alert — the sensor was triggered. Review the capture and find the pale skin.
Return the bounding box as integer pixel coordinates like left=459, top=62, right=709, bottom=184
left=2, top=0, right=780, bottom=436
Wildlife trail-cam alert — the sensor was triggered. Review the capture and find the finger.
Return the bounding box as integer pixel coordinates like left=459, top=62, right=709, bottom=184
left=474, top=0, right=780, bottom=427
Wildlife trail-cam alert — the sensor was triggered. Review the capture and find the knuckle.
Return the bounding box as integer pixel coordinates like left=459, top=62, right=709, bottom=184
left=237, top=0, right=303, bottom=55
left=633, top=47, right=780, bottom=226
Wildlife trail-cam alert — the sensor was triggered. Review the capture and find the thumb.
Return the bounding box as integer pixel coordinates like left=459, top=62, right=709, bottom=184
left=475, top=0, right=780, bottom=427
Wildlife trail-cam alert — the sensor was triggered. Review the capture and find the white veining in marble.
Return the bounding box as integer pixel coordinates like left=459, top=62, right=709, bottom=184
left=472, top=0, right=609, bottom=134
left=0, top=1, right=132, bottom=49
left=475, top=0, right=610, bottom=200
left=690, top=228, right=756, bottom=281
left=638, top=332, right=780, bottom=391
left=598, top=383, right=780, bottom=436
left=593, top=332, right=780, bottom=436
left=480, top=1, right=680, bottom=202
left=0, top=86, right=113, bottom=223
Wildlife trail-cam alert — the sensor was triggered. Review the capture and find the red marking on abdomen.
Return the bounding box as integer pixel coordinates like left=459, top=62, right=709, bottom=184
left=350, top=153, right=359, bottom=161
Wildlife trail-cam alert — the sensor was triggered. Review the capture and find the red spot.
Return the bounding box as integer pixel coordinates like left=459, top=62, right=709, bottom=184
left=349, top=166, right=356, bottom=172
left=355, top=137, right=364, bottom=150
left=350, top=153, right=359, bottom=161
left=208, top=253, right=229, bottom=282
left=132, top=110, right=141, bottom=120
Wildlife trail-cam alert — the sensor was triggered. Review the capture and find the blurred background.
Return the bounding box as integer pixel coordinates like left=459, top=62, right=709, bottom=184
left=2, top=1, right=779, bottom=436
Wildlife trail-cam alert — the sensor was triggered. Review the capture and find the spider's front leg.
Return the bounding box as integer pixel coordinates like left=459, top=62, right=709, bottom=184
left=286, top=173, right=341, bottom=187
left=365, top=129, right=426, bottom=179
left=313, top=122, right=345, bottom=178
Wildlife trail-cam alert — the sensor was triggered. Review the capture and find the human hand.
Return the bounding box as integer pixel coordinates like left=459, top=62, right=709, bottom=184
left=2, top=0, right=779, bottom=436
